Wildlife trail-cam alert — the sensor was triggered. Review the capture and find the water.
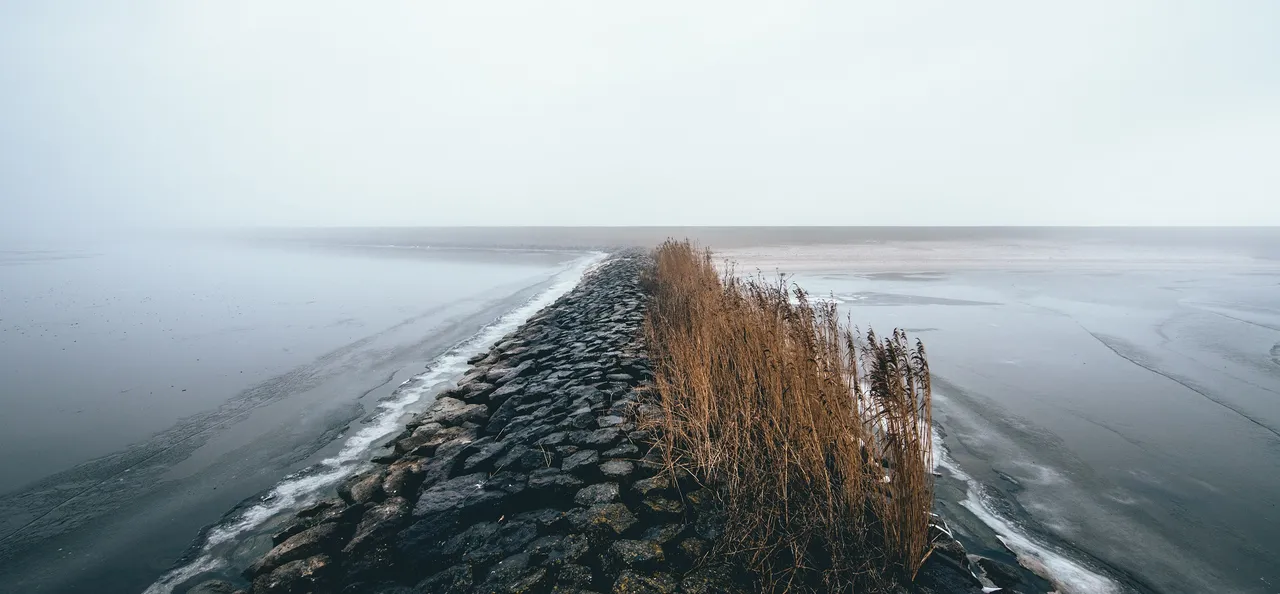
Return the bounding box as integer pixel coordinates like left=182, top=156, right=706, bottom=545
left=0, top=233, right=597, bottom=594
left=723, top=232, right=1280, bottom=594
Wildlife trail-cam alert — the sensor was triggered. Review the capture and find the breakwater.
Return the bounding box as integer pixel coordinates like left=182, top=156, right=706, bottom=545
left=187, top=251, right=1013, bottom=594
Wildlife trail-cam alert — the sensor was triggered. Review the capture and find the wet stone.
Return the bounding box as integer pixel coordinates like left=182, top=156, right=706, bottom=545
left=574, top=482, right=621, bottom=506
left=599, top=460, right=635, bottom=480
left=597, top=415, right=626, bottom=428
left=568, top=503, right=638, bottom=536
left=561, top=449, right=600, bottom=475
left=640, top=524, right=685, bottom=545
left=631, top=474, right=671, bottom=497
left=247, top=522, right=340, bottom=577
left=602, top=443, right=640, bottom=458
left=639, top=496, right=683, bottom=517
left=608, top=539, right=665, bottom=569
left=415, top=564, right=474, bottom=594
left=583, top=427, right=623, bottom=448
left=611, top=570, right=677, bottom=594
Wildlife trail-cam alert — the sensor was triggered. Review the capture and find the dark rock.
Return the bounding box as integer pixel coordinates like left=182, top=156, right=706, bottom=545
left=337, top=468, right=386, bottom=505
left=630, top=474, right=671, bottom=498
left=574, top=482, right=621, bottom=506
left=611, top=570, right=676, bottom=594
left=568, top=503, right=638, bottom=537
left=382, top=457, right=425, bottom=498
left=599, top=460, right=635, bottom=480
left=528, top=468, right=584, bottom=497
left=463, top=439, right=510, bottom=472
left=247, top=522, right=341, bottom=577
left=677, top=564, right=733, bottom=594
left=468, top=521, right=540, bottom=565
left=481, top=552, right=548, bottom=593
left=489, top=380, right=529, bottom=407
left=186, top=580, right=237, bottom=594
left=486, top=396, right=525, bottom=434
left=639, top=524, right=684, bottom=545
left=562, top=449, right=601, bottom=475
left=638, top=496, right=683, bottom=518
left=342, top=496, right=409, bottom=554
left=495, top=444, right=551, bottom=472
left=978, top=557, right=1024, bottom=589
left=421, top=396, right=489, bottom=426
left=397, top=423, right=476, bottom=456
left=602, top=443, right=639, bottom=458
left=251, top=554, right=334, bottom=593
left=608, top=539, right=665, bottom=569
left=554, top=563, right=595, bottom=589
left=537, top=533, right=594, bottom=570
left=597, top=415, right=626, bottom=428
left=415, top=564, right=473, bottom=594
left=675, top=537, right=708, bottom=563
left=510, top=507, right=569, bottom=532
left=294, top=500, right=336, bottom=519
left=583, top=428, right=623, bottom=448
left=414, top=472, right=504, bottom=518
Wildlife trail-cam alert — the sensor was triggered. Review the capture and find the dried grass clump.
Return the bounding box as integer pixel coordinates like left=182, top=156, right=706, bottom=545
left=643, top=240, right=934, bottom=593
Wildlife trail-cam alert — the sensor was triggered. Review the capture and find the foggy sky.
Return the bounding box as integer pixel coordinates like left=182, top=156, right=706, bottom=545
left=2, top=1, right=1278, bottom=232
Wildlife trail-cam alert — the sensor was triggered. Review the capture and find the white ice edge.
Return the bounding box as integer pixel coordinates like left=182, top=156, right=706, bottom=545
left=145, top=251, right=608, bottom=594
left=932, top=427, right=1123, bottom=594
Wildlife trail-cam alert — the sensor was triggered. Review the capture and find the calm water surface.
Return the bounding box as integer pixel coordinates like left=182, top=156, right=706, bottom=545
left=0, top=234, right=592, bottom=593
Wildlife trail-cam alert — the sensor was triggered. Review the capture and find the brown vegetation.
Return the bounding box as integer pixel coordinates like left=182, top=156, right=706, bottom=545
left=642, top=240, right=935, bottom=592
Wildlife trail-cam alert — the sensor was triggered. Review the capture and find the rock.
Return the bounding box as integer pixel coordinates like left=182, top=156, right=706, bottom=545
left=247, top=522, right=341, bottom=577
left=489, top=380, right=529, bottom=407
left=583, top=427, right=623, bottom=448
left=639, top=496, right=683, bottom=517
left=495, top=444, right=550, bottom=472
left=527, top=468, right=584, bottom=497
left=463, top=439, right=510, bottom=472
left=528, top=533, right=591, bottom=568
left=562, top=449, right=600, bottom=475
left=481, top=553, right=548, bottom=593
left=599, top=460, right=635, bottom=480
left=602, top=443, right=640, bottom=458
left=675, top=537, right=708, bottom=563
left=631, top=474, right=671, bottom=497
left=611, top=570, right=677, bottom=594
left=337, top=468, right=386, bottom=505
left=464, top=520, right=540, bottom=565
left=574, top=482, right=621, bottom=506
left=251, top=554, right=334, bottom=593
left=414, top=472, right=502, bottom=517
left=639, top=523, right=684, bottom=545
left=342, top=496, right=409, bottom=554
left=186, top=580, right=237, bottom=594
left=568, top=503, right=638, bottom=537
left=597, top=415, right=626, bottom=428
left=397, top=423, right=476, bottom=456
left=554, top=563, right=595, bottom=589
left=382, top=457, right=425, bottom=498
left=421, top=396, right=488, bottom=427
left=486, top=396, right=525, bottom=434
left=415, top=564, right=473, bottom=594
left=678, top=564, right=733, bottom=594
left=978, top=557, right=1024, bottom=589
left=608, top=539, right=665, bottom=569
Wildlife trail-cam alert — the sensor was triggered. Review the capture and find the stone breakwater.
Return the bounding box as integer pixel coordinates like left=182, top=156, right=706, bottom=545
left=192, top=251, right=1011, bottom=594
left=204, top=251, right=725, bottom=594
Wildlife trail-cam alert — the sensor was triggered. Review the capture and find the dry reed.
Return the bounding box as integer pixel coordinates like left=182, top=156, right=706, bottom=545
left=643, top=240, right=934, bottom=593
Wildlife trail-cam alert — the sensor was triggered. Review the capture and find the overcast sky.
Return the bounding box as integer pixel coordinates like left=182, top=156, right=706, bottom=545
left=2, top=1, right=1278, bottom=231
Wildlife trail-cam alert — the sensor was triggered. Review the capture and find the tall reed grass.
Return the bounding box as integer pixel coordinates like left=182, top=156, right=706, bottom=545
left=643, top=240, right=934, bottom=592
